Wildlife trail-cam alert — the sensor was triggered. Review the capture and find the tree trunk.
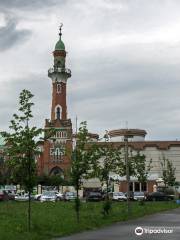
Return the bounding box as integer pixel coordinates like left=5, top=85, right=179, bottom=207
left=28, top=190, right=31, bottom=231
left=75, top=183, right=80, bottom=223
left=27, top=135, right=31, bottom=232
left=106, top=178, right=109, bottom=200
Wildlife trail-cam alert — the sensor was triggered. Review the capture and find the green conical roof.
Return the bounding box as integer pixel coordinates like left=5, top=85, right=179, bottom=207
left=55, top=38, right=65, bottom=51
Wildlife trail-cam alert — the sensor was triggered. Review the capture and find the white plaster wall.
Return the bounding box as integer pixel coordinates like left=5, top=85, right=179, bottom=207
left=140, top=147, right=180, bottom=182
left=110, top=136, right=145, bottom=142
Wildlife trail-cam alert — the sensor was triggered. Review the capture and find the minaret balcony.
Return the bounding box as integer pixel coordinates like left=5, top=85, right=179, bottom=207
left=48, top=67, right=71, bottom=78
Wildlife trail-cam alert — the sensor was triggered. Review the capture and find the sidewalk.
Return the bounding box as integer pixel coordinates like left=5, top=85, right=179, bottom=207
left=54, top=208, right=180, bottom=240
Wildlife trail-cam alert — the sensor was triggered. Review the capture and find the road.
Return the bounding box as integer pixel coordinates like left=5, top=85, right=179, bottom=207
left=56, top=208, right=180, bottom=240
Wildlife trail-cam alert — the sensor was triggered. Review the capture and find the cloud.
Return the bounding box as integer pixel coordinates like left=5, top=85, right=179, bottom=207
left=0, top=0, right=60, bottom=10
left=0, top=72, right=51, bottom=132
left=0, top=14, right=31, bottom=51
left=0, top=0, right=180, bottom=141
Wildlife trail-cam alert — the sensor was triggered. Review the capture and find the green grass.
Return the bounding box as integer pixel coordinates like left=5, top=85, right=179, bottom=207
left=0, top=200, right=179, bottom=240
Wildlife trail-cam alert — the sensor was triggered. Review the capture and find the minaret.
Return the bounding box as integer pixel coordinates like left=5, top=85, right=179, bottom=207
left=39, top=25, right=72, bottom=177
left=48, top=24, right=71, bottom=121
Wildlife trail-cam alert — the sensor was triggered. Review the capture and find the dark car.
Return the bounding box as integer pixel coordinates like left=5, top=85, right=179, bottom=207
left=7, top=190, right=16, bottom=200
left=146, top=191, right=174, bottom=201
left=124, top=191, right=134, bottom=200
left=86, top=192, right=103, bottom=201
left=0, top=190, right=9, bottom=201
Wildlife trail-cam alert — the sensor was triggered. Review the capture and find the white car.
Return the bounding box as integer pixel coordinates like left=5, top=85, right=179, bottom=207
left=64, top=192, right=76, bottom=201
left=133, top=192, right=146, bottom=201
left=15, top=193, right=34, bottom=201
left=49, top=191, right=64, bottom=200
left=54, top=191, right=63, bottom=200
left=34, top=193, right=42, bottom=201
left=40, top=191, right=57, bottom=202
left=110, top=192, right=127, bottom=201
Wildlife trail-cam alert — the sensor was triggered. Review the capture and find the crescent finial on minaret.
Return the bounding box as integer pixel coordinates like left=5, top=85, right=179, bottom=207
left=59, top=23, right=63, bottom=39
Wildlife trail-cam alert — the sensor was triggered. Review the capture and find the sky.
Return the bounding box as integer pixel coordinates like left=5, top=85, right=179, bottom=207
left=0, top=0, right=180, bottom=140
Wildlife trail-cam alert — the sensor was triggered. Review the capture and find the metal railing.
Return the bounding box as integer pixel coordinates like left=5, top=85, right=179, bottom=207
left=48, top=67, right=71, bottom=76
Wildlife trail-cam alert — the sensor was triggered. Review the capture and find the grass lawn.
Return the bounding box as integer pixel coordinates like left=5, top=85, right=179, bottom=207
left=0, top=200, right=179, bottom=240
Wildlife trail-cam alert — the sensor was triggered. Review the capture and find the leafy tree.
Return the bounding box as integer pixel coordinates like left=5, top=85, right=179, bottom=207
left=116, top=149, right=152, bottom=188
left=161, top=156, right=176, bottom=187
left=0, top=159, right=12, bottom=185
left=36, top=174, right=65, bottom=186
left=131, top=152, right=152, bottom=188
left=0, top=155, right=6, bottom=185
left=92, top=144, right=123, bottom=198
left=91, top=139, right=124, bottom=216
left=71, top=121, right=99, bottom=222
left=2, top=89, right=42, bottom=231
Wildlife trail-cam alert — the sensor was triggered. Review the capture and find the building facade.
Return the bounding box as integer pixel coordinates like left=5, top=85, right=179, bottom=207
left=106, top=129, right=180, bottom=192
left=34, top=28, right=180, bottom=192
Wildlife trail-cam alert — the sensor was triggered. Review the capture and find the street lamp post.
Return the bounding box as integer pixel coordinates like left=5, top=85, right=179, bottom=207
left=104, top=130, right=110, bottom=198
left=124, top=136, right=130, bottom=216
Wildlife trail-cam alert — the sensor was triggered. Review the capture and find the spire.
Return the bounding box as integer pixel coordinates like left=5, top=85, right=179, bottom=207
left=54, top=23, right=65, bottom=51
left=59, top=23, right=63, bottom=40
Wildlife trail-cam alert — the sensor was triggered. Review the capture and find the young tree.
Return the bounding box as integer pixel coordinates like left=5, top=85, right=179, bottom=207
left=71, top=121, right=99, bottom=222
left=3, top=89, right=42, bottom=231
left=92, top=145, right=123, bottom=198
left=131, top=152, right=152, bottom=190
left=161, top=156, right=176, bottom=187
left=0, top=158, right=11, bottom=185
left=36, top=174, right=64, bottom=186
left=91, top=136, right=124, bottom=216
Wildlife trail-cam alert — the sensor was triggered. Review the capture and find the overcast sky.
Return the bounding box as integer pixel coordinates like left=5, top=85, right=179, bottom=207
left=0, top=0, right=180, bottom=140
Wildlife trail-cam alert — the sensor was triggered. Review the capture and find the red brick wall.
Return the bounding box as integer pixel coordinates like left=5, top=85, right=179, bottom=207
left=37, top=138, right=72, bottom=177
left=51, top=82, right=67, bottom=120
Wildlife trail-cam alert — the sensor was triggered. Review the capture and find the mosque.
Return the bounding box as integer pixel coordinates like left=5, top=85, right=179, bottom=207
left=1, top=26, right=180, bottom=193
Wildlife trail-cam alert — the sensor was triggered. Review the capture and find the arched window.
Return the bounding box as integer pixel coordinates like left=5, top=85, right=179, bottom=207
left=55, top=105, right=62, bottom=119
left=49, top=167, right=64, bottom=177
left=56, top=107, right=60, bottom=119
left=57, top=84, right=62, bottom=93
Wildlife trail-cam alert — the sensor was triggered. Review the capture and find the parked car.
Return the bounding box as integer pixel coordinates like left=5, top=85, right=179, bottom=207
left=86, top=192, right=103, bottom=202
left=146, top=191, right=174, bottom=201
left=64, top=192, right=76, bottom=201
left=0, top=190, right=9, bottom=201
left=109, top=192, right=127, bottom=201
left=7, top=191, right=16, bottom=200
left=124, top=191, right=134, bottom=200
left=52, top=191, right=64, bottom=201
left=133, top=192, right=146, bottom=201
left=40, top=191, right=57, bottom=202
left=15, top=193, right=34, bottom=201
left=34, top=193, right=42, bottom=201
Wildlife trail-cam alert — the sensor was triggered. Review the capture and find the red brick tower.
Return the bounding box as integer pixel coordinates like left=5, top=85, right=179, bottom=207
left=38, top=25, right=72, bottom=177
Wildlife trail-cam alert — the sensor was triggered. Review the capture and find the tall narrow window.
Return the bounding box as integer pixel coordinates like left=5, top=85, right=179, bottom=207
left=56, top=107, right=60, bottom=119
left=56, top=148, right=60, bottom=159
left=55, top=105, right=62, bottom=120
left=57, top=84, right=62, bottom=93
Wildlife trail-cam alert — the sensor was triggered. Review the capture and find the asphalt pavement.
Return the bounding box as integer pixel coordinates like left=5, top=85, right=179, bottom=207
left=56, top=207, right=180, bottom=240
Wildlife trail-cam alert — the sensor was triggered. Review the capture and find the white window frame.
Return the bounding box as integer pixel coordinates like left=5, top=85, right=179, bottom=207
left=50, top=148, right=54, bottom=155
left=55, top=105, right=62, bottom=119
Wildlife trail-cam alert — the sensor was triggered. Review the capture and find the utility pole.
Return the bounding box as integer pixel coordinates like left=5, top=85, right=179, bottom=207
left=104, top=130, right=110, bottom=199
left=75, top=116, right=80, bottom=222
left=124, top=136, right=130, bottom=216
left=26, top=118, right=31, bottom=232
